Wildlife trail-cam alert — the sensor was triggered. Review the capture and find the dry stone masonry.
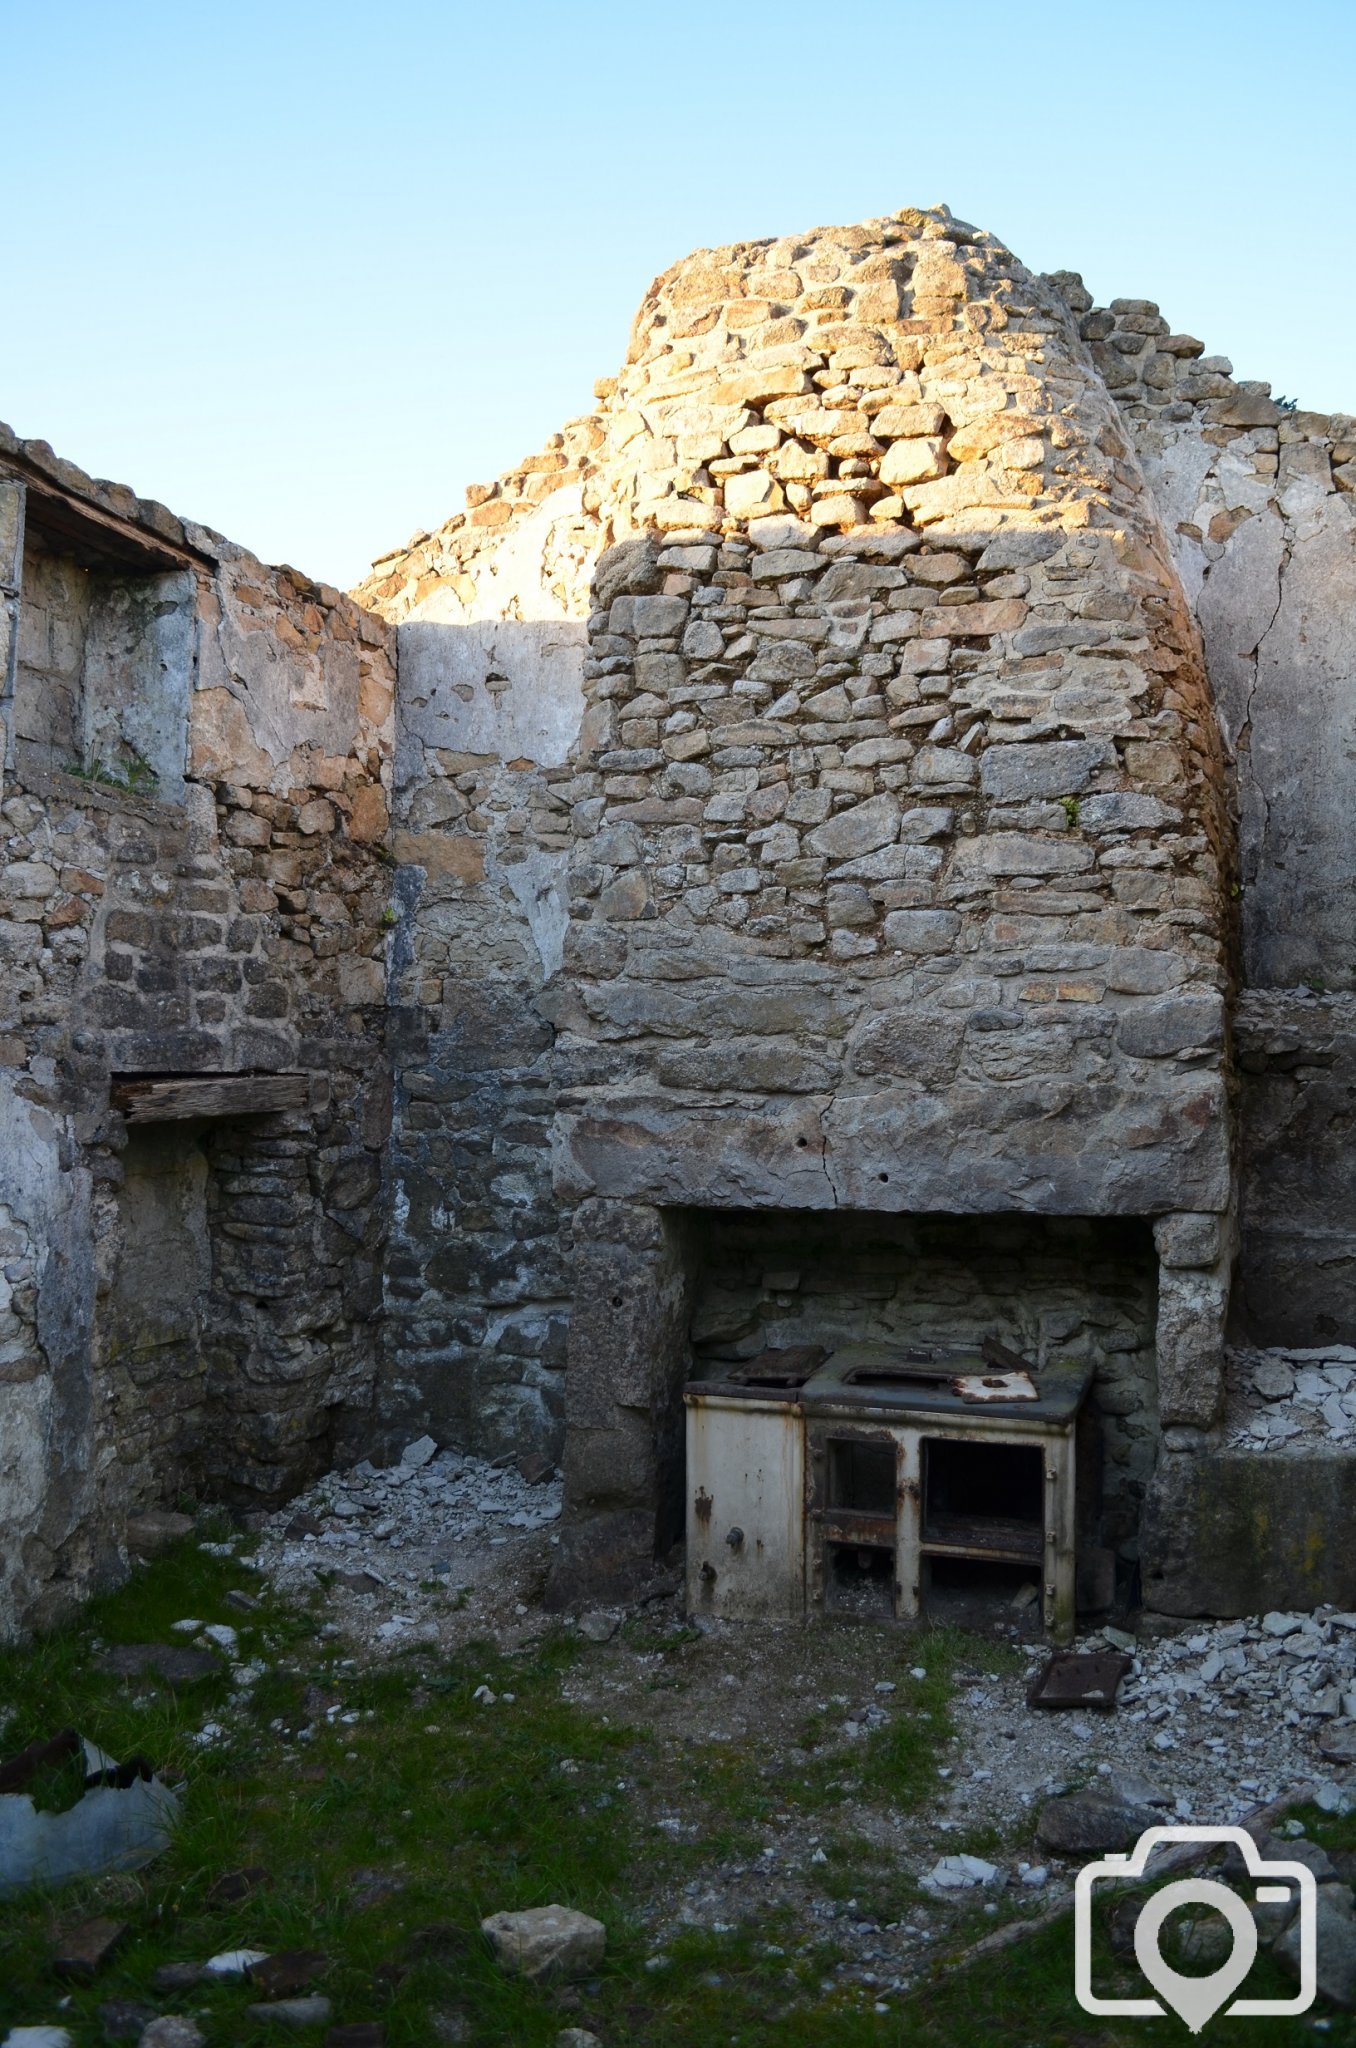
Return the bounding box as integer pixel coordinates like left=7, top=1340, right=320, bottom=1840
left=3, top=203, right=1354, bottom=1638
left=0, top=427, right=395, bottom=1636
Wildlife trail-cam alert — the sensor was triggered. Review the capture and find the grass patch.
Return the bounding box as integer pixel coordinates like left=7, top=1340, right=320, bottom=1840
left=0, top=1538, right=646, bottom=2045
left=5, top=1553, right=1354, bottom=2045
left=898, top=1884, right=1356, bottom=2047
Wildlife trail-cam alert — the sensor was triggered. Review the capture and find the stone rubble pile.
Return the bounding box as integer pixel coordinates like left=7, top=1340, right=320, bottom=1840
left=914, top=1614, right=1356, bottom=1916
left=257, top=1439, right=563, bottom=1591
left=1225, top=1345, right=1356, bottom=1452
left=1116, top=1608, right=1356, bottom=1736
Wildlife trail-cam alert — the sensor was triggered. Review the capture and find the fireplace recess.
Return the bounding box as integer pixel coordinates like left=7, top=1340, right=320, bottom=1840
left=685, top=1347, right=1090, bottom=1641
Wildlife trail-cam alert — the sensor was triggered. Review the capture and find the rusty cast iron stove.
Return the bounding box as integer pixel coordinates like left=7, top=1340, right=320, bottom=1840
left=685, top=1342, right=1091, bottom=1642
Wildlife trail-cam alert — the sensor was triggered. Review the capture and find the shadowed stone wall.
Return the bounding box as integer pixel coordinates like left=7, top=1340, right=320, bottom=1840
left=0, top=427, right=396, bottom=1636
left=7, top=197, right=1353, bottom=1635
left=1044, top=278, right=1356, bottom=1346
left=357, top=207, right=1241, bottom=1605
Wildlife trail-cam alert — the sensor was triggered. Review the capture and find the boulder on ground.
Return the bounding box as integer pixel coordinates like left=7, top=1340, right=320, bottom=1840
left=138, top=2022, right=205, bottom=2048
left=1035, top=1793, right=1159, bottom=1856
left=481, top=1904, right=606, bottom=1982
left=125, top=1513, right=195, bottom=1558
left=1275, top=1883, right=1356, bottom=2009
left=245, top=1999, right=333, bottom=2029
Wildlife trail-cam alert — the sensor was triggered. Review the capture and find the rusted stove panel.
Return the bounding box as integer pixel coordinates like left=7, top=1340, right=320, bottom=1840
left=684, top=1394, right=806, bottom=1621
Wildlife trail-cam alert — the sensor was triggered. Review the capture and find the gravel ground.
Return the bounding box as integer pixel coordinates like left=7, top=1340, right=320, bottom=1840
left=241, top=1437, right=1356, bottom=2001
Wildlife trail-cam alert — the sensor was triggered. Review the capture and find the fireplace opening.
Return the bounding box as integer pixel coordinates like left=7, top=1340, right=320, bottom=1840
left=922, top=1437, right=1044, bottom=1550
left=917, top=1437, right=1046, bottom=1630
left=679, top=1206, right=1157, bottom=1617
left=923, top=1555, right=1042, bottom=1629
left=828, top=1435, right=897, bottom=1517
left=826, top=1541, right=895, bottom=1620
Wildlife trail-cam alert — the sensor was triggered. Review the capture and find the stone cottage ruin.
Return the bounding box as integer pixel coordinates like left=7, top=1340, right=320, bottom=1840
left=2, top=204, right=1353, bottom=1641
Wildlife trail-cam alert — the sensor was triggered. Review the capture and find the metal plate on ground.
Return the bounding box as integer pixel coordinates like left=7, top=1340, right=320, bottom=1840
left=1026, top=1650, right=1133, bottom=1711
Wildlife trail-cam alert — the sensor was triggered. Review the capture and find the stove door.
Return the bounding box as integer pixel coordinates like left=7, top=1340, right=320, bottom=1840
left=685, top=1397, right=805, bottom=1622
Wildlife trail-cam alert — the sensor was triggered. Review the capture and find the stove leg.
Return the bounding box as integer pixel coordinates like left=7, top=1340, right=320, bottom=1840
left=1044, top=1439, right=1076, bottom=1643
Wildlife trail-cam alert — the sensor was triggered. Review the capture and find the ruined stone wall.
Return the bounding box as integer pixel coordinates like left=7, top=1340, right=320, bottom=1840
left=554, top=214, right=1231, bottom=1207
left=1047, top=276, right=1356, bottom=1349
left=0, top=426, right=396, bottom=1635
left=548, top=217, right=1232, bottom=1596
left=358, top=208, right=1238, bottom=1596
left=361, top=455, right=606, bottom=1466
left=13, top=539, right=92, bottom=765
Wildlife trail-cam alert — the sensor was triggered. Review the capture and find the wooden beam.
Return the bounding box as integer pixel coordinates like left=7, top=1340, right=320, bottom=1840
left=110, top=1073, right=311, bottom=1123
left=10, top=472, right=214, bottom=574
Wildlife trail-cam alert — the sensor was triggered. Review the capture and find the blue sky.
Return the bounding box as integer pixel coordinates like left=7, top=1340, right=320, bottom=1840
left=4, top=0, right=1352, bottom=589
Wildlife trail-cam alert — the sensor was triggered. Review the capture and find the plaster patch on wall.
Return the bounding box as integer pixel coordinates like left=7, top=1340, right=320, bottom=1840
left=0, top=1076, right=92, bottom=1638
left=495, top=845, right=571, bottom=980
left=397, top=618, right=587, bottom=770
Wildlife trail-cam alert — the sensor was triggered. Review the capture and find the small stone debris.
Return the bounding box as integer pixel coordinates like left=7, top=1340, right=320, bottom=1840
left=137, top=2024, right=205, bottom=2048
left=556, top=2033, right=603, bottom=2048
left=225, top=1589, right=261, bottom=1614
left=2, top=2031, right=73, bottom=2048
left=516, top=1454, right=554, bottom=1486
left=203, top=1948, right=269, bottom=1977
left=332, top=1570, right=384, bottom=1595
left=921, top=1854, right=1000, bottom=1890
left=1179, top=1914, right=1233, bottom=1964
left=52, top=1916, right=127, bottom=1979
left=151, top=1965, right=204, bottom=1993
left=1102, top=1770, right=1171, bottom=1809
left=98, top=2004, right=157, bottom=2043
left=205, top=1864, right=270, bottom=1907
left=248, top=1951, right=329, bottom=1998
left=246, top=1999, right=333, bottom=2030
left=94, top=1645, right=220, bottom=1686
left=125, top=1512, right=195, bottom=1558
left=1227, top=1343, right=1356, bottom=1453
left=400, top=1436, right=439, bottom=1470
left=347, top=1867, right=405, bottom=1909
left=481, top=1904, right=607, bottom=1983
left=1027, top=1650, right=1132, bottom=1711
left=1261, top=1611, right=1303, bottom=1637
left=260, top=1448, right=562, bottom=1592
left=579, top=1612, right=619, bottom=1644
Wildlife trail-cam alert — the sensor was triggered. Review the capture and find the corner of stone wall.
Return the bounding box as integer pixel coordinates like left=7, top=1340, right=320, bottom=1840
left=1153, top=1209, right=1236, bottom=1433
left=545, top=1200, right=693, bottom=1608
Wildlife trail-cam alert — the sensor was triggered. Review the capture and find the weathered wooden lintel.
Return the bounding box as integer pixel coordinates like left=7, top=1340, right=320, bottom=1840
left=110, top=1073, right=312, bottom=1124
